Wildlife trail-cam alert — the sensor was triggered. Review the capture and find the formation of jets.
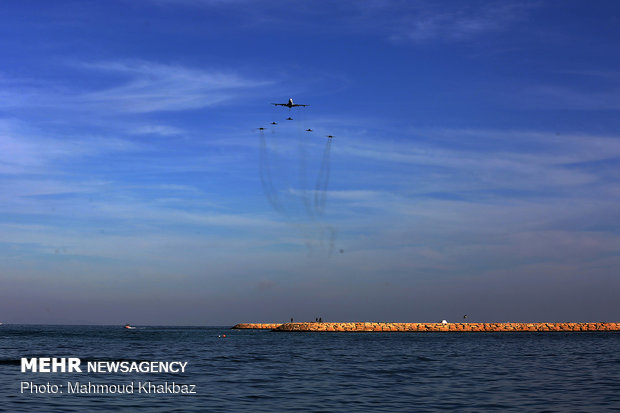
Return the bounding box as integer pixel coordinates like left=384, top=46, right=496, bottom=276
left=257, top=98, right=335, bottom=139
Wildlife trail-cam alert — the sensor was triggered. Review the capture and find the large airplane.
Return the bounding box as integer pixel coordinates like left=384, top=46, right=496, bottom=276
left=272, top=98, right=308, bottom=108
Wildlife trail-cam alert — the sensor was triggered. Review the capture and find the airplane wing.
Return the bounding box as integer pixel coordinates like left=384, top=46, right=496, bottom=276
left=293, top=104, right=308, bottom=107
left=272, top=103, right=285, bottom=106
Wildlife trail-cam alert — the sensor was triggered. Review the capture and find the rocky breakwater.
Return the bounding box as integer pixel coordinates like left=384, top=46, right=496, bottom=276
left=232, top=323, right=283, bottom=330
left=271, top=322, right=620, bottom=332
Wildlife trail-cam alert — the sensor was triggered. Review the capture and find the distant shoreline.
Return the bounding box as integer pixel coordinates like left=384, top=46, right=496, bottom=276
left=232, top=322, right=620, bottom=332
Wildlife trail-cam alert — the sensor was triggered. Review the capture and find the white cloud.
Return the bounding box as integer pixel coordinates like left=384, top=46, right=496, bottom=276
left=0, top=118, right=143, bottom=174
left=77, top=61, right=272, bottom=113
left=518, top=84, right=620, bottom=110
left=336, top=128, right=620, bottom=194
left=128, top=124, right=185, bottom=136
left=0, top=60, right=273, bottom=114
left=384, top=2, right=536, bottom=44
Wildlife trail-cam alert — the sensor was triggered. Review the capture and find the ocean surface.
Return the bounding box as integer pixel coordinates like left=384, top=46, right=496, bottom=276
left=1, top=325, right=619, bottom=412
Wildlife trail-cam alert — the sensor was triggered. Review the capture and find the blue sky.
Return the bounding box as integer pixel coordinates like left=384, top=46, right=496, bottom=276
left=1, top=1, right=620, bottom=324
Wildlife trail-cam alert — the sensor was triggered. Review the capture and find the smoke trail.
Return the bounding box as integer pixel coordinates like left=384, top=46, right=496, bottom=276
left=297, top=116, right=315, bottom=220
left=315, top=224, right=337, bottom=257
left=259, top=129, right=285, bottom=214
left=314, top=138, right=332, bottom=215
left=327, top=225, right=336, bottom=257
left=260, top=105, right=338, bottom=256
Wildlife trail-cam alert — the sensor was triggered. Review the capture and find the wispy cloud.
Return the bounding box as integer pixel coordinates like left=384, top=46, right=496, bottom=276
left=0, top=60, right=273, bottom=113
left=128, top=124, right=185, bottom=136
left=518, top=84, right=620, bottom=110
left=346, top=1, right=537, bottom=44
left=78, top=61, right=272, bottom=113
left=0, top=119, right=143, bottom=175
left=335, top=128, right=620, bottom=194
left=138, top=1, right=536, bottom=46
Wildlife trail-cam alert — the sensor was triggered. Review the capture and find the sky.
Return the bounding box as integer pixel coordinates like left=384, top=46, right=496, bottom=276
left=1, top=0, right=620, bottom=325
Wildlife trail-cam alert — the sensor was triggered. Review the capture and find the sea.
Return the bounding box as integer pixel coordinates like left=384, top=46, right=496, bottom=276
left=1, top=325, right=619, bottom=412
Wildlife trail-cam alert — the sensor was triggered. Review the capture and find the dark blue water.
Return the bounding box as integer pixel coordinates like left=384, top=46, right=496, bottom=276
left=1, top=325, right=620, bottom=412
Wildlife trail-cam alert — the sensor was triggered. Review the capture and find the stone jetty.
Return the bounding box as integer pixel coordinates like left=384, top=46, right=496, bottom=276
left=231, top=323, right=283, bottom=330
left=232, top=322, right=620, bottom=332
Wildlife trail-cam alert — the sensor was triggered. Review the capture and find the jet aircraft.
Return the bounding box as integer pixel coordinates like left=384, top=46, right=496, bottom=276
left=272, top=98, right=308, bottom=108
left=326, top=135, right=335, bottom=139
left=286, top=117, right=293, bottom=121
left=305, top=129, right=313, bottom=132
